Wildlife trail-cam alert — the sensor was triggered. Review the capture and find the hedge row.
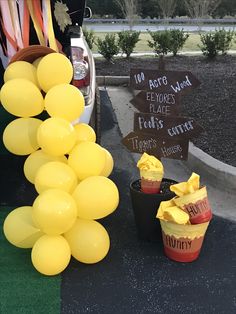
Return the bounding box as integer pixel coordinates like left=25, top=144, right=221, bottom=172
left=83, top=28, right=236, bottom=61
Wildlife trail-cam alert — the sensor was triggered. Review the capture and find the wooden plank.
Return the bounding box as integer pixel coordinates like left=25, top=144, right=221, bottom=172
left=130, top=68, right=200, bottom=94
left=130, top=90, right=181, bottom=116
left=122, top=132, right=189, bottom=160
left=133, top=112, right=204, bottom=140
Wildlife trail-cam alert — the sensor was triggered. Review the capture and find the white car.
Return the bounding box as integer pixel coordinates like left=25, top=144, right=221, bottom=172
left=67, top=25, right=96, bottom=126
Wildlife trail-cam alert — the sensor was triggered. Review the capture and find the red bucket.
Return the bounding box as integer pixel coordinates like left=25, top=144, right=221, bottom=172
left=160, top=220, right=209, bottom=262
left=140, top=178, right=161, bottom=194
left=174, top=186, right=212, bottom=224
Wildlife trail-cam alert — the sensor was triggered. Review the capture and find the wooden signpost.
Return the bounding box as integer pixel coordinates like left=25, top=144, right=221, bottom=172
left=122, top=132, right=189, bottom=160
left=122, top=66, right=203, bottom=160
left=130, top=68, right=201, bottom=94
left=130, top=91, right=180, bottom=116
left=133, top=112, right=204, bottom=139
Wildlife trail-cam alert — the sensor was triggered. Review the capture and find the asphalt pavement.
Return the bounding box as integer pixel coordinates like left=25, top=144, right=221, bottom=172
left=61, top=89, right=236, bottom=314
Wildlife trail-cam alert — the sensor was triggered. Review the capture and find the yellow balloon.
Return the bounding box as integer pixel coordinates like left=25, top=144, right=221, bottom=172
left=35, top=161, right=78, bottom=194
left=3, top=206, right=44, bottom=248
left=32, top=189, right=77, bottom=235
left=4, top=61, right=39, bottom=86
left=68, top=142, right=106, bottom=180
left=31, top=235, right=71, bottom=276
left=24, top=149, right=67, bottom=184
left=37, top=117, right=77, bottom=156
left=0, top=78, right=44, bottom=117
left=100, top=148, right=114, bottom=177
left=3, top=118, right=42, bottom=155
left=37, top=53, right=73, bottom=92
left=45, top=84, right=85, bottom=122
left=74, top=123, right=96, bottom=144
left=32, top=57, right=43, bottom=68
left=64, top=219, right=110, bottom=264
left=73, top=176, right=119, bottom=219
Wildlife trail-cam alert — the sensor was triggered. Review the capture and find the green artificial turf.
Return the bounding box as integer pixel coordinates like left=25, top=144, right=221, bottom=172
left=0, top=207, right=61, bottom=314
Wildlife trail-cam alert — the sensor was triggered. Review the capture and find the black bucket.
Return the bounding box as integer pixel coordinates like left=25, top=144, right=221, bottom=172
left=129, top=178, right=177, bottom=242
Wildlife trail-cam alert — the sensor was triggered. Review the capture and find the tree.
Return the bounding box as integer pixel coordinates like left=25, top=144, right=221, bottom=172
left=158, top=0, right=176, bottom=19
left=114, top=0, right=138, bottom=30
left=140, top=0, right=159, bottom=18
left=214, top=0, right=236, bottom=17
left=184, top=0, right=222, bottom=19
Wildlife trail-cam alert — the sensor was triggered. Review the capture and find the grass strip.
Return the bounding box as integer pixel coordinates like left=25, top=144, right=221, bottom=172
left=91, top=32, right=236, bottom=53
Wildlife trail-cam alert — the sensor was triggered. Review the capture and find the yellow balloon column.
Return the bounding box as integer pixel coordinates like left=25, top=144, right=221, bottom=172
left=1, top=52, right=119, bottom=276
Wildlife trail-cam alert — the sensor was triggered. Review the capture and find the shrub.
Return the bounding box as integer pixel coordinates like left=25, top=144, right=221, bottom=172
left=147, top=29, right=189, bottom=56
left=118, top=30, right=140, bottom=58
left=199, top=29, right=235, bottom=58
left=96, top=34, right=119, bottom=62
left=147, top=30, right=172, bottom=56
left=215, top=29, right=234, bottom=55
left=82, top=27, right=96, bottom=50
left=199, top=32, right=218, bottom=58
left=169, top=29, right=189, bottom=56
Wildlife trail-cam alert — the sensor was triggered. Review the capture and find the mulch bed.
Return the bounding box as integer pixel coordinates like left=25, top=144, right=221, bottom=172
left=95, top=55, right=236, bottom=167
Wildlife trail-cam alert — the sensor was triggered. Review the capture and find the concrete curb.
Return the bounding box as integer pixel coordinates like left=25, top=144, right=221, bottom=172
left=96, top=76, right=236, bottom=191
left=96, top=76, right=129, bottom=86
left=186, top=142, right=236, bottom=191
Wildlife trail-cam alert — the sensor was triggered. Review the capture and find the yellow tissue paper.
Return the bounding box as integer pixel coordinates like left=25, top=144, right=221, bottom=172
left=137, top=152, right=164, bottom=181
left=170, top=172, right=200, bottom=196
left=156, top=199, right=190, bottom=225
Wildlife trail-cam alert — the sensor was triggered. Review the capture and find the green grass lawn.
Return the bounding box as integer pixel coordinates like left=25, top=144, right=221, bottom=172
left=91, top=31, right=236, bottom=53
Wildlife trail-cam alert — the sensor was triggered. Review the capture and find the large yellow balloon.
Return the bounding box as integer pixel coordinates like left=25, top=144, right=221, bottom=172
left=64, top=219, right=110, bottom=264
left=37, top=53, right=73, bottom=92
left=3, top=206, right=44, bottom=248
left=100, top=148, right=114, bottom=177
left=35, top=161, right=78, bottom=194
left=68, top=142, right=106, bottom=180
left=45, top=84, right=85, bottom=122
left=3, top=118, right=42, bottom=155
left=0, top=78, right=44, bottom=117
left=37, top=117, right=77, bottom=156
left=23, top=149, right=67, bottom=184
left=74, top=123, right=96, bottom=144
left=4, top=61, right=39, bottom=86
left=73, top=176, right=119, bottom=219
left=31, top=235, right=71, bottom=276
left=32, top=189, right=77, bottom=235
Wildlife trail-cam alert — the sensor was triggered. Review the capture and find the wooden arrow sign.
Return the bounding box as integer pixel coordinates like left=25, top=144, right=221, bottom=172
left=130, top=68, right=200, bottom=95
left=122, top=132, right=189, bottom=160
left=130, top=90, right=181, bottom=116
left=133, top=112, right=204, bottom=140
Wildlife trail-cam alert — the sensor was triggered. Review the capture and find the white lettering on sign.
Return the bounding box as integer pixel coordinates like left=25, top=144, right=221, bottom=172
left=149, top=104, right=170, bottom=115
left=167, top=120, right=194, bottom=137
left=138, top=116, right=164, bottom=131
left=128, top=136, right=157, bottom=153
left=171, top=75, right=192, bottom=93
left=146, top=92, right=176, bottom=105
left=161, top=144, right=182, bottom=157
left=148, top=76, right=168, bottom=90
left=134, top=72, right=145, bottom=84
